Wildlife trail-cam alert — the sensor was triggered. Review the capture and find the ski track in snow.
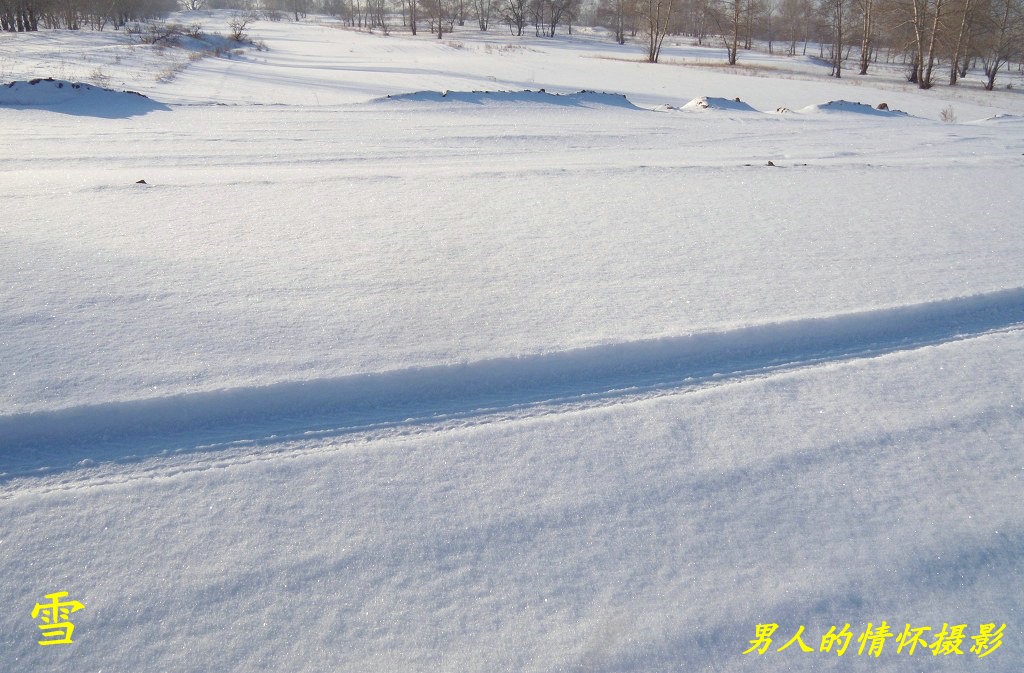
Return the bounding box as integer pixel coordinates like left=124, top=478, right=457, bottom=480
left=4, top=286, right=1024, bottom=494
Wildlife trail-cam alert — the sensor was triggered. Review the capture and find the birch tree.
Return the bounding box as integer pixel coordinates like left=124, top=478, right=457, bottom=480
left=640, top=0, right=675, bottom=60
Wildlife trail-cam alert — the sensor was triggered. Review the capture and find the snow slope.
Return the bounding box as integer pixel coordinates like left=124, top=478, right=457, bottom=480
left=1, top=13, right=1023, bottom=673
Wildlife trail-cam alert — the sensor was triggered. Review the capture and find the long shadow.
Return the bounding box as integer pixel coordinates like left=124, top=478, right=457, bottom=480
left=2, top=287, right=1023, bottom=478
left=377, top=89, right=640, bottom=109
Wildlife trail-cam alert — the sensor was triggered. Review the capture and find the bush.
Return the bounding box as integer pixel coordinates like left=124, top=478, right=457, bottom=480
left=227, top=14, right=256, bottom=41
left=140, top=22, right=183, bottom=45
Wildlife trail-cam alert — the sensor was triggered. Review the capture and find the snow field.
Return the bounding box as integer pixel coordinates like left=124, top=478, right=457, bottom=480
left=3, top=99, right=1023, bottom=418
left=2, top=13, right=1023, bottom=673
left=2, top=329, right=1022, bottom=672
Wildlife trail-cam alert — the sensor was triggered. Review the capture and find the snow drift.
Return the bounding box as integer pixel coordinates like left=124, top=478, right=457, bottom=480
left=680, top=96, right=760, bottom=112
left=798, top=99, right=909, bottom=117
left=0, top=78, right=170, bottom=117
left=375, top=89, right=640, bottom=109
left=3, top=286, right=1023, bottom=465
left=969, top=113, right=1024, bottom=125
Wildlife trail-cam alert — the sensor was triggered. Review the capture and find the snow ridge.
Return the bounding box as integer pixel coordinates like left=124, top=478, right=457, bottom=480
left=375, top=89, right=640, bottom=109
left=3, top=287, right=1023, bottom=460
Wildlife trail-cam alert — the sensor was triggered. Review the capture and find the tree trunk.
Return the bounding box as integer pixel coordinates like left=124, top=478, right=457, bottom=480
left=729, top=0, right=740, bottom=64
left=909, top=0, right=926, bottom=85
left=921, top=0, right=943, bottom=88
left=832, top=0, right=843, bottom=78
left=949, top=0, right=971, bottom=84
left=858, top=0, right=872, bottom=74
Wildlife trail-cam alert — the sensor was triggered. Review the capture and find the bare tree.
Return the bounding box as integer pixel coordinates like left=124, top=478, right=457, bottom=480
left=764, top=0, right=777, bottom=51
left=367, top=0, right=390, bottom=32
left=227, top=13, right=259, bottom=40
left=424, top=0, right=451, bottom=35
left=640, top=0, right=675, bottom=60
left=597, top=0, right=635, bottom=42
left=778, top=0, right=810, bottom=54
left=857, top=0, right=874, bottom=72
left=716, top=0, right=749, bottom=62
left=474, top=0, right=496, bottom=28
left=948, top=0, right=975, bottom=83
left=502, top=0, right=527, bottom=32
left=822, top=0, right=849, bottom=77
left=979, top=0, right=1022, bottom=89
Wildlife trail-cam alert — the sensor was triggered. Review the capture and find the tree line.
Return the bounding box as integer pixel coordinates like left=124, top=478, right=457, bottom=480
left=598, top=0, right=1022, bottom=85
left=3, top=0, right=1021, bottom=90
left=1, top=0, right=176, bottom=31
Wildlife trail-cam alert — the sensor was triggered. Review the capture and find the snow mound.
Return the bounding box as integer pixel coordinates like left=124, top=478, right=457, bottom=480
left=0, top=78, right=170, bottom=117
left=375, top=89, right=640, bottom=109
left=968, top=113, right=1024, bottom=125
left=681, top=96, right=760, bottom=112
left=798, top=100, right=909, bottom=117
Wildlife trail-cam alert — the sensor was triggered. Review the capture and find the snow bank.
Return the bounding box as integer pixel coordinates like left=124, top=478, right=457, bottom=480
left=0, top=78, right=170, bottom=117
left=798, top=99, right=909, bottom=117
left=375, top=89, right=640, bottom=109
left=4, top=286, right=1023, bottom=461
left=968, top=113, right=1024, bottom=125
left=680, top=96, right=760, bottom=112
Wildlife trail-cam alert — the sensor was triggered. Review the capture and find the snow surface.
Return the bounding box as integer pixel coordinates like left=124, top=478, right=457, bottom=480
left=1, top=12, right=1023, bottom=673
